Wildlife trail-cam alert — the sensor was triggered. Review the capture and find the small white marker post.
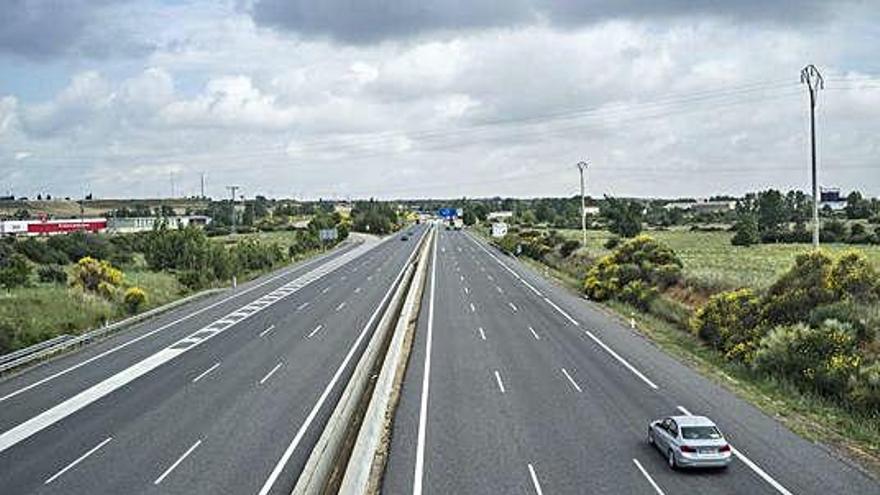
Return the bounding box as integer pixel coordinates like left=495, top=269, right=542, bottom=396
left=630, top=312, right=635, bottom=329
left=232, top=276, right=237, bottom=289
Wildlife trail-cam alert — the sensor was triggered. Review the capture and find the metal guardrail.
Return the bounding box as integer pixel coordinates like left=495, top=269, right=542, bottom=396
left=0, top=288, right=225, bottom=375
left=0, top=334, right=72, bottom=366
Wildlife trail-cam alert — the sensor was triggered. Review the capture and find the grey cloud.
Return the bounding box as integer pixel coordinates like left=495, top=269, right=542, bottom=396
left=0, top=0, right=145, bottom=59
left=249, top=0, right=850, bottom=44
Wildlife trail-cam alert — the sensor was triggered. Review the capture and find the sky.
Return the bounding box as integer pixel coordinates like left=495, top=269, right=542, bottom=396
left=0, top=0, right=879, bottom=200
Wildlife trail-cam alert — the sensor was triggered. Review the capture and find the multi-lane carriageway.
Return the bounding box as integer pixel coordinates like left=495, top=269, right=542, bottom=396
left=0, top=226, right=430, bottom=494
left=0, top=223, right=878, bottom=494
left=384, top=228, right=878, bottom=495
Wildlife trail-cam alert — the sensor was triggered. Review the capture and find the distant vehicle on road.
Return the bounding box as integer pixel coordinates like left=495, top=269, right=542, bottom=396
left=648, top=415, right=731, bottom=469
left=401, top=234, right=409, bottom=241
left=452, top=218, right=463, bottom=230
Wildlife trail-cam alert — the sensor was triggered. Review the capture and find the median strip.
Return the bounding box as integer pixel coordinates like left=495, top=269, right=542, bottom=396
left=288, top=227, right=433, bottom=495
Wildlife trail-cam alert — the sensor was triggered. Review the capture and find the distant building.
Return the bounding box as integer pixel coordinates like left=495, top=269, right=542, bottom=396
left=583, top=206, right=600, bottom=216
left=487, top=211, right=514, bottom=220
left=664, top=199, right=735, bottom=214
left=106, top=215, right=211, bottom=234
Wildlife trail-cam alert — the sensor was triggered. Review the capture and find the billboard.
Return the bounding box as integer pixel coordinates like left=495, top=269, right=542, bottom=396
left=319, top=228, right=338, bottom=241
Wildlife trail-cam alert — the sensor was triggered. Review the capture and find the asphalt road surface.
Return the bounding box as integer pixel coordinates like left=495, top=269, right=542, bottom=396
left=0, top=225, right=428, bottom=495
left=384, top=228, right=879, bottom=495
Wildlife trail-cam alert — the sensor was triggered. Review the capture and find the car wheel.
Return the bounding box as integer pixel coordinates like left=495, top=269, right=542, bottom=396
left=667, top=449, right=677, bottom=470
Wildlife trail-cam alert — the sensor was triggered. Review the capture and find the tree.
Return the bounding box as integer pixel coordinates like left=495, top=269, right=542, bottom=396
left=601, top=196, right=643, bottom=238
left=462, top=209, right=477, bottom=226
left=845, top=191, right=872, bottom=219
left=756, top=189, right=786, bottom=235
left=0, top=253, right=32, bottom=288
left=731, top=214, right=759, bottom=246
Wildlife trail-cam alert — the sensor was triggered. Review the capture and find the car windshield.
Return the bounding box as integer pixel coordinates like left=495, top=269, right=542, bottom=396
left=681, top=426, right=722, bottom=440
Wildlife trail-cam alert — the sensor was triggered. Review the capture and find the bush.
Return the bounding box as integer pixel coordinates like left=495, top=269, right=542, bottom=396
left=559, top=239, right=581, bottom=258
left=584, top=235, right=682, bottom=301
left=47, top=232, right=114, bottom=263
left=830, top=250, right=879, bottom=302
left=619, top=280, right=657, bottom=311
left=71, top=257, right=123, bottom=297
left=38, top=265, right=68, bottom=285
left=849, top=361, right=880, bottom=412
left=604, top=236, right=620, bottom=250
left=691, top=289, right=763, bottom=363
left=123, top=287, right=148, bottom=314
left=808, top=300, right=879, bottom=345
left=178, top=270, right=210, bottom=291
left=820, top=220, right=847, bottom=243
left=0, top=253, right=32, bottom=288
left=761, top=251, right=835, bottom=326
left=15, top=238, right=68, bottom=264
left=233, top=239, right=286, bottom=272
left=494, top=234, right=521, bottom=255
left=753, top=320, right=861, bottom=399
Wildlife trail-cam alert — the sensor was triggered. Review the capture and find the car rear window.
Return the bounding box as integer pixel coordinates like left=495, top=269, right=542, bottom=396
left=681, top=426, right=722, bottom=440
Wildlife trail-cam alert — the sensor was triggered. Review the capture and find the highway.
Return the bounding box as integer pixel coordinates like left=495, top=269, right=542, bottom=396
left=384, top=228, right=879, bottom=495
left=0, top=225, right=428, bottom=495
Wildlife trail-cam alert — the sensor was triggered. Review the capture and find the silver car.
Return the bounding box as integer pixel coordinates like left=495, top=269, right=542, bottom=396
left=648, top=415, right=732, bottom=469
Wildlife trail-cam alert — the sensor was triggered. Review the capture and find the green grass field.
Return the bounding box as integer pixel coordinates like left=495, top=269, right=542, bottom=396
left=558, top=228, right=880, bottom=290
left=213, top=230, right=304, bottom=249
left=0, top=268, right=182, bottom=352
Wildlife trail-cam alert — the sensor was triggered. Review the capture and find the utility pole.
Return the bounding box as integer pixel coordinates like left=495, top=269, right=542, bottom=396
left=801, top=64, right=824, bottom=248
left=226, top=185, right=239, bottom=234
left=200, top=173, right=206, bottom=199
left=577, top=161, right=589, bottom=247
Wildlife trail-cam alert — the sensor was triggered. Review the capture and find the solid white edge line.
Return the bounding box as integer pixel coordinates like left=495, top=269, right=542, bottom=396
left=259, top=227, right=430, bottom=495
left=584, top=329, right=659, bottom=390
left=259, top=325, right=276, bottom=337
left=306, top=325, right=323, bottom=339
left=560, top=367, right=583, bottom=392
left=632, top=458, right=665, bottom=495
left=676, top=406, right=793, bottom=495
left=154, top=439, right=202, bottom=485
left=494, top=370, right=506, bottom=394
left=527, top=463, right=544, bottom=495
left=412, top=227, right=438, bottom=495
left=543, top=297, right=579, bottom=326
left=259, top=362, right=283, bottom=385
left=0, top=246, right=356, bottom=404
left=192, top=362, right=221, bottom=383
left=44, top=436, right=112, bottom=485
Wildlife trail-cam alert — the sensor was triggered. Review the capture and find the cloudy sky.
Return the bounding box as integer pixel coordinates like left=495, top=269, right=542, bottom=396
left=1, top=0, right=878, bottom=200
